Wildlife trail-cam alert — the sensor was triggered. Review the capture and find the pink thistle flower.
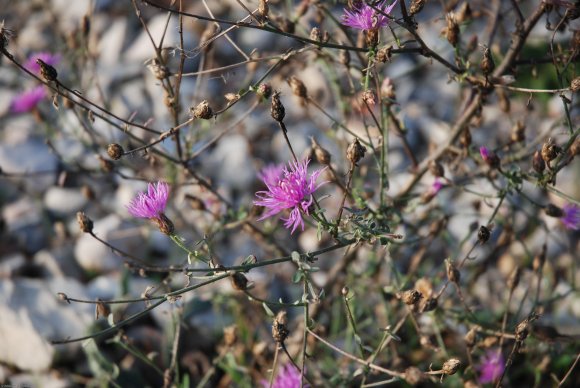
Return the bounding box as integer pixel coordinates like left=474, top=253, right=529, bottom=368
left=561, top=203, right=580, bottom=230
left=341, top=0, right=398, bottom=31
left=254, top=159, right=327, bottom=234
left=479, top=146, right=490, bottom=161
left=261, top=364, right=307, bottom=388
left=24, top=52, right=61, bottom=74
left=430, top=178, right=443, bottom=196
left=479, top=146, right=500, bottom=168
left=478, top=349, right=505, bottom=384
left=127, top=181, right=170, bottom=219
left=10, top=85, right=46, bottom=113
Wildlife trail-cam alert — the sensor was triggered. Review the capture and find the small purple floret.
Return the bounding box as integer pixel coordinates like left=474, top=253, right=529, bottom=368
left=341, top=0, right=398, bottom=31
left=127, top=181, right=170, bottom=220
left=254, top=159, right=327, bottom=234
left=10, top=85, right=46, bottom=113
left=478, top=349, right=505, bottom=384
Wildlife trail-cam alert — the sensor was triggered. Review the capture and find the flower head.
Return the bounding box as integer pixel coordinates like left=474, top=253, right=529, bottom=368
left=127, top=181, right=170, bottom=219
left=479, top=146, right=500, bottom=168
left=478, top=349, right=505, bottom=384
left=254, top=159, right=327, bottom=234
left=24, top=52, right=61, bottom=74
left=430, top=178, right=443, bottom=196
left=341, top=0, right=398, bottom=31
left=561, top=203, right=580, bottom=230
left=261, top=363, right=307, bottom=388
left=10, top=85, right=46, bottom=113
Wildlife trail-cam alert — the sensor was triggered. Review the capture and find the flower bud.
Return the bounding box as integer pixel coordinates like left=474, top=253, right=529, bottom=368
left=507, top=267, right=521, bottom=292
left=532, top=244, right=546, bottom=272
left=362, top=89, right=376, bottom=106
left=480, top=46, right=496, bottom=76
left=571, top=76, right=580, bottom=92
left=270, top=92, right=285, bottom=122
left=95, top=299, right=110, bottom=320
left=478, top=225, right=491, bottom=244
left=311, top=137, right=331, bottom=165
left=445, top=13, right=460, bottom=47
left=147, top=58, right=169, bottom=80
left=541, top=138, right=560, bottom=164
left=341, top=286, right=350, bottom=296
left=400, top=289, right=423, bottom=305
left=107, top=143, right=124, bottom=160
left=456, top=2, right=472, bottom=23
left=460, top=129, right=471, bottom=148
left=532, top=150, right=545, bottom=173
left=191, top=100, right=213, bottom=120
left=288, top=76, right=307, bottom=99
left=510, top=121, right=525, bottom=143
left=258, top=0, right=268, bottom=19
left=272, top=310, right=289, bottom=343
left=545, top=204, right=564, bottom=218
left=446, top=260, right=460, bottom=283
left=381, top=77, right=396, bottom=100
left=309, top=26, right=321, bottom=42
left=409, top=0, right=425, bottom=16
left=37, top=59, right=58, bottom=81
left=464, top=326, right=478, bottom=348
left=442, top=359, right=461, bottom=375
left=256, top=83, right=272, bottom=99
left=347, top=138, right=367, bottom=165
left=76, top=211, right=93, bottom=233
left=480, top=146, right=500, bottom=168
left=376, top=45, right=393, bottom=63
left=230, top=272, right=249, bottom=291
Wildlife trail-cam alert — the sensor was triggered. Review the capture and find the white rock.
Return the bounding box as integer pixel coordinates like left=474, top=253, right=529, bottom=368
left=0, top=139, right=58, bottom=193
left=207, top=134, right=256, bottom=191
left=2, top=197, right=46, bottom=253
left=44, top=187, right=88, bottom=217
left=74, top=214, right=145, bottom=273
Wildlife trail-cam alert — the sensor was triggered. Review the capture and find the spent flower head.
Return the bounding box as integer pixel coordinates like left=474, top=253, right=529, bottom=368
left=478, top=349, right=505, bottom=384
left=561, top=203, right=580, bottom=230
left=261, top=363, right=307, bottom=388
left=254, top=159, right=327, bottom=234
left=341, top=0, right=398, bottom=31
left=10, top=85, right=46, bottom=113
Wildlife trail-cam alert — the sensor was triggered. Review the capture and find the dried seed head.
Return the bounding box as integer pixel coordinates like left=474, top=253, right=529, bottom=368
left=460, top=129, right=471, bottom=148
left=376, top=45, right=393, bottom=63
left=381, top=77, right=396, bottom=100
left=295, top=0, right=309, bottom=18
left=347, top=138, right=367, bottom=165
left=272, top=310, right=289, bottom=343
left=107, top=143, right=124, bottom=160
left=37, top=59, right=58, bottom=81
left=456, top=2, right=472, bottom=23
left=541, top=138, right=560, bottom=164
left=515, top=319, right=530, bottom=341
left=429, top=160, right=444, bottom=177
left=570, top=77, right=580, bottom=92
left=95, top=299, right=110, bottom=320
left=480, top=46, right=495, bottom=76
left=404, top=366, right=425, bottom=385
left=223, top=325, right=238, bottom=347
left=409, top=0, right=426, bottom=16
left=532, top=150, right=546, bottom=173
left=478, top=225, right=491, bottom=244
left=147, top=58, right=169, bottom=80
left=362, top=89, right=376, bottom=106
left=256, top=83, right=272, bottom=99
left=510, top=121, right=525, bottom=143
left=446, top=260, right=460, bottom=283
left=191, top=100, right=213, bottom=120
left=309, top=26, right=321, bottom=42
left=230, top=272, right=249, bottom=291
left=258, top=0, right=269, bottom=19
left=401, top=289, right=423, bottom=305
left=507, top=267, right=521, bottom=291
left=152, top=213, right=174, bottom=235
left=76, top=211, right=93, bottom=233
left=442, top=359, right=461, bottom=375
left=445, top=13, right=460, bottom=47
left=270, top=92, right=285, bottom=122
left=365, top=29, right=379, bottom=48
left=311, top=137, right=331, bottom=165
left=288, top=76, right=307, bottom=99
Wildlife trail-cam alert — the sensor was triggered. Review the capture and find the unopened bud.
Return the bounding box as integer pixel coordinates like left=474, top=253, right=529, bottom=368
left=497, top=88, right=510, bottom=112
left=288, top=76, right=307, bottom=99
left=445, top=13, right=460, bottom=47
left=37, top=59, right=58, bottom=81
left=532, top=150, right=545, bottom=173
left=230, top=272, right=249, bottom=290
left=480, top=46, right=495, bottom=76
left=256, top=83, right=272, bottom=99
left=191, top=100, right=213, bottom=120
left=442, top=359, right=461, bottom=375
left=153, top=213, right=174, bottom=235
left=409, top=0, right=425, bottom=16
left=311, top=137, right=331, bottom=165
left=272, top=310, right=289, bottom=343
left=480, top=146, right=500, bottom=169
left=341, top=286, right=350, bottom=296
left=545, top=204, right=564, bottom=218
left=381, top=77, right=396, bottom=100
left=107, top=143, right=124, bottom=160
left=478, top=225, right=491, bottom=244
left=270, top=92, right=285, bottom=122
left=147, top=58, right=169, bottom=80
left=76, top=211, right=93, bottom=233
left=446, top=260, right=460, bottom=283
left=347, top=138, right=367, bottom=165
left=464, top=327, right=478, bottom=348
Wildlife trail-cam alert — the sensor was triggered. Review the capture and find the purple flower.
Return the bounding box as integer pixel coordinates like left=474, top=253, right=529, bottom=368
left=561, top=203, right=580, bottom=230
left=254, top=159, right=327, bottom=234
left=341, top=0, right=398, bottom=31
left=480, top=146, right=500, bottom=168
left=479, top=146, right=490, bottom=162
left=127, top=181, right=170, bottom=220
left=478, top=349, right=505, bottom=384
left=10, top=85, right=46, bottom=113
left=24, top=52, right=61, bottom=74
left=261, top=364, right=307, bottom=388
left=430, top=178, right=443, bottom=196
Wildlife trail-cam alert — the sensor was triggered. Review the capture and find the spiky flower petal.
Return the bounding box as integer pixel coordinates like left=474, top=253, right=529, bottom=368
left=478, top=349, right=505, bottom=384
left=341, top=0, right=398, bottom=31
left=127, top=181, right=170, bottom=219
